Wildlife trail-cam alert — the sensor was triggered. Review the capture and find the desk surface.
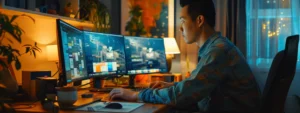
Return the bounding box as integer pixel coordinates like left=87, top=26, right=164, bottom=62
left=14, top=89, right=168, bottom=113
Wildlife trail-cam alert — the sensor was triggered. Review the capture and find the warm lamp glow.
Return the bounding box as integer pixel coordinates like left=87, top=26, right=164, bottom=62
left=46, top=45, right=59, bottom=62
left=164, top=38, right=180, bottom=54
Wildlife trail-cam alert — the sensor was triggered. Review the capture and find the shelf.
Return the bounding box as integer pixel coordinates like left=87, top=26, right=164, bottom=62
left=0, top=5, right=94, bottom=28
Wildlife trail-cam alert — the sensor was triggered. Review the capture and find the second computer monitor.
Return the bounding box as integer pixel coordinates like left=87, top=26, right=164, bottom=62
left=84, top=32, right=127, bottom=77
left=124, top=36, right=168, bottom=74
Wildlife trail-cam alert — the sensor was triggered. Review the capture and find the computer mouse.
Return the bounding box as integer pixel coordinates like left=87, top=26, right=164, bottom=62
left=104, top=103, right=123, bottom=109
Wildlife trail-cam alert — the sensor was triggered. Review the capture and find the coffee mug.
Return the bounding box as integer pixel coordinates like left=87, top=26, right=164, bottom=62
left=55, top=87, right=77, bottom=106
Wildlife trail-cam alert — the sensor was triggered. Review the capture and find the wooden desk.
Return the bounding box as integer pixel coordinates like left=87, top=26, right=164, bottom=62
left=14, top=90, right=169, bottom=113
left=148, top=73, right=182, bottom=82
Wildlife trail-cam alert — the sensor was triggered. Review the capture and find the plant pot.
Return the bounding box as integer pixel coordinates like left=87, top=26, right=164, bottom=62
left=59, top=0, right=79, bottom=18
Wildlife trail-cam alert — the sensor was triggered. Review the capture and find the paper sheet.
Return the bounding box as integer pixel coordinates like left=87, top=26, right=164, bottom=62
left=75, top=102, right=144, bottom=113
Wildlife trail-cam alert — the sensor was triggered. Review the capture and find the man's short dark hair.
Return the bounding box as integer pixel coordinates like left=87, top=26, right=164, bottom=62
left=180, top=0, right=216, bottom=28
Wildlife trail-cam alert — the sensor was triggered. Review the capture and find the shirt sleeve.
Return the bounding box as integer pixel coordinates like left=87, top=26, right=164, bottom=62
left=138, top=48, right=230, bottom=108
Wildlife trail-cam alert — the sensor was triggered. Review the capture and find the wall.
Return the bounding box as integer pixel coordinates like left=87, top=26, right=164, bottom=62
left=0, top=8, right=93, bottom=85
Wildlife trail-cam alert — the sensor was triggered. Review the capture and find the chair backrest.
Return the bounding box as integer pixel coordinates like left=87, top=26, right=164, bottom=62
left=260, top=35, right=299, bottom=113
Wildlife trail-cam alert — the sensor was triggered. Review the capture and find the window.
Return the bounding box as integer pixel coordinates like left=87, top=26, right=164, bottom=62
left=246, top=0, right=300, bottom=70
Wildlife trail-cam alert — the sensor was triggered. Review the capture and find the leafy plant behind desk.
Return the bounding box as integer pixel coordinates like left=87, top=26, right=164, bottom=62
left=125, top=5, right=146, bottom=36
left=76, top=0, right=111, bottom=33
left=0, top=12, right=41, bottom=70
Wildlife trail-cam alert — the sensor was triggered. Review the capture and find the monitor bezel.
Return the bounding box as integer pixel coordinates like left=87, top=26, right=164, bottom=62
left=83, top=31, right=128, bottom=78
left=56, top=19, right=89, bottom=85
left=124, top=36, right=169, bottom=75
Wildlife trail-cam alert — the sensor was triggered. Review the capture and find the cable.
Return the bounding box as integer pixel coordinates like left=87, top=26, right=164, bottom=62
left=11, top=100, right=38, bottom=109
left=51, top=70, right=59, bottom=77
left=51, top=62, right=59, bottom=77
left=77, top=82, right=91, bottom=88
left=12, top=104, right=36, bottom=109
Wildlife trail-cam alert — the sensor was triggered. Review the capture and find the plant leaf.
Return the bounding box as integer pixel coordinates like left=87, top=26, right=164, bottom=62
left=3, top=23, right=22, bottom=43
left=12, top=49, right=20, bottom=56
left=6, top=38, right=14, bottom=44
left=0, top=60, right=7, bottom=69
left=23, top=44, right=32, bottom=47
left=7, top=53, right=13, bottom=64
left=20, top=14, right=35, bottom=23
left=32, top=47, right=42, bottom=53
left=32, top=50, right=36, bottom=58
left=15, top=58, right=21, bottom=70
left=25, top=47, right=30, bottom=53
left=10, top=15, right=18, bottom=23
left=3, top=14, right=9, bottom=22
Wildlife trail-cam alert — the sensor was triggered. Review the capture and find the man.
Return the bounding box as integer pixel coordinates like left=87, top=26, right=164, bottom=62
left=109, top=0, right=260, bottom=113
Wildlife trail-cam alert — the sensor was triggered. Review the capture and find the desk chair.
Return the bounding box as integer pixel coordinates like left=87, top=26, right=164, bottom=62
left=260, top=35, right=299, bottom=113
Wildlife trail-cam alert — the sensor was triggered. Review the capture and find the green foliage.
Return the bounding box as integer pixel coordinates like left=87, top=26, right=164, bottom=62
left=76, top=0, right=111, bottom=33
left=0, top=12, right=41, bottom=70
left=125, top=6, right=146, bottom=36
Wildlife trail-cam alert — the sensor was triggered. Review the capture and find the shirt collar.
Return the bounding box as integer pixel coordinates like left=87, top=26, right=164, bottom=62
left=198, top=32, right=222, bottom=58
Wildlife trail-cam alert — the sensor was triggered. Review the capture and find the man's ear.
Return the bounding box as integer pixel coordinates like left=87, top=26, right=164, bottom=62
left=196, top=15, right=204, bottom=28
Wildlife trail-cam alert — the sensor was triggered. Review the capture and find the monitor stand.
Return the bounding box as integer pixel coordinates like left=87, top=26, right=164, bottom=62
left=57, top=73, right=66, bottom=87
left=122, top=75, right=136, bottom=89
left=89, top=77, right=113, bottom=93
left=123, top=75, right=143, bottom=90
left=73, top=80, right=82, bottom=86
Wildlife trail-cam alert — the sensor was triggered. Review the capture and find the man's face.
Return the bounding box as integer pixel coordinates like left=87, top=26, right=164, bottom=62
left=180, top=6, right=201, bottom=44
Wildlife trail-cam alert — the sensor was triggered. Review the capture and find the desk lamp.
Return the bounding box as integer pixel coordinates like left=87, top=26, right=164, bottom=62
left=164, top=38, right=180, bottom=72
left=46, top=45, right=59, bottom=77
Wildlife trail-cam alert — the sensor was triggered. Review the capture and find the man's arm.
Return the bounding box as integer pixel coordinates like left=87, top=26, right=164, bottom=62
left=138, top=48, right=230, bottom=107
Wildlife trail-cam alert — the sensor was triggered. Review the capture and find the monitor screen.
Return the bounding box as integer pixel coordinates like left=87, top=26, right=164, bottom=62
left=84, top=31, right=127, bottom=77
left=56, top=19, right=88, bottom=83
left=124, top=36, right=168, bottom=74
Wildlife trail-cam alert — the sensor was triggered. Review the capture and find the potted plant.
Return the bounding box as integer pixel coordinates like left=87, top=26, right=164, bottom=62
left=76, top=0, right=111, bottom=33
left=0, top=12, right=41, bottom=97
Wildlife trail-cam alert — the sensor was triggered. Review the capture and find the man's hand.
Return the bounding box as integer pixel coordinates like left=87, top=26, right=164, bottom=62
left=149, top=81, right=174, bottom=89
left=109, top=88, right=138, bottom=102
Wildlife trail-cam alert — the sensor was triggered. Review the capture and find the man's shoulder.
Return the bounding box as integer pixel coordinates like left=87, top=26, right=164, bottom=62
left=210, top=36, right=235, bottom=50
left=203, top=36, right=244, bottom=60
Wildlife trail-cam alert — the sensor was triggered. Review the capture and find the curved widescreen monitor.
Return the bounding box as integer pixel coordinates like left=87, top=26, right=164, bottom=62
left=56, top=19, right=88, bottom=84
left=124, top=36, right=168, bottom=75
left=84, top=31, right=127, bottom=77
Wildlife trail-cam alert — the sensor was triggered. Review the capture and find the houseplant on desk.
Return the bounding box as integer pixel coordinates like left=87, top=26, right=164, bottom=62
left=0, top=12, right=41, bottom=98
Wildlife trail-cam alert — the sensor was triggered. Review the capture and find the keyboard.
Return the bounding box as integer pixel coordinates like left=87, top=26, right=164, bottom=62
left=89, top=88, right=114, bottom=92
left=89, top=87, right=145, bottom=93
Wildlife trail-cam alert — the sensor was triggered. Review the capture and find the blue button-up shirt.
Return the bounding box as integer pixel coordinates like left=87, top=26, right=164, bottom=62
left=138, top=32, right=260, bottom=113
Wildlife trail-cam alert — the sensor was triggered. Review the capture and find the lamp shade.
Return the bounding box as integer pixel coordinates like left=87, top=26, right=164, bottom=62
left=164, top=38, right=180, bottom=54
left=46, top=45, right=59, bottom=61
